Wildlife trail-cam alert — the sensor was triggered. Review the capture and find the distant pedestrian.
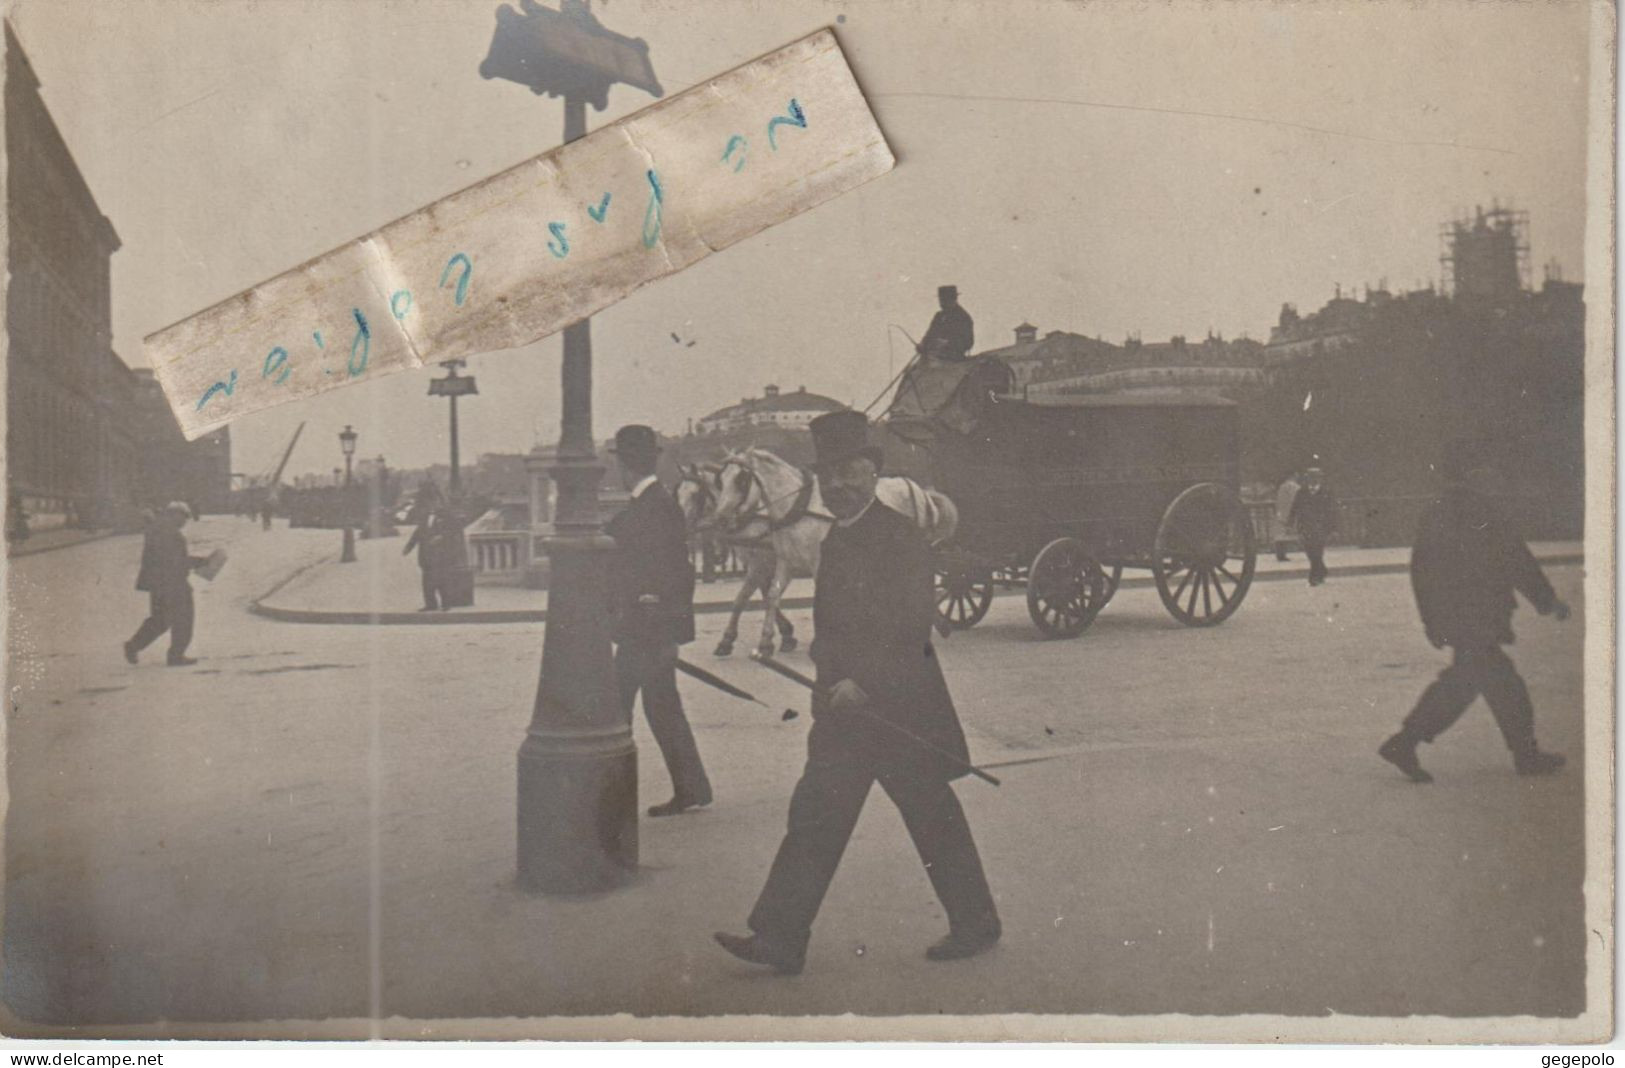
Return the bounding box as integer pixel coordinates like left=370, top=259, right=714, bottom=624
left=606, top=424, right=711, bottom=817
left=1290, top=466, right=1337, bottom=585
left=403, top=508, right=448, bottom=611
left=1379, top=446, right=1570, bottom=782
left=918, top=284, right=975, bottom=362
left=123, top=502, right=207, bottom=667
left=715, top=410, right=999, bottom=976
left=1273, top=469, right=1301, bottom=561
left=260, top=499, right=274, bottom=531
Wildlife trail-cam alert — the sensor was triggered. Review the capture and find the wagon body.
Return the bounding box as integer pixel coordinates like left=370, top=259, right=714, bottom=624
left=887, top=361, right=1256, bottom=638
left=932, top=391, right=1241, bottom=571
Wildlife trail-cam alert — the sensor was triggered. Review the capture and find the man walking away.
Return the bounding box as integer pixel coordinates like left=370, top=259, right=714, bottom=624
left=606, top=424, right=712, bottom=817
left=123, top=502, right=207, bottom=667
left=918, top=285, right=975, bottom=362
left=715, top=410, right=1000, bottom=976
left=1290, top=466, right=1337, bottom=585
left=1378, top=443, right=1570, bottom=783
left=1273, top=469, right=1301, bottom=561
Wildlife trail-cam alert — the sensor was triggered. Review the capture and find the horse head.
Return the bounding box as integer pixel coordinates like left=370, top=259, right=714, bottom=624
left=708, top=451, right=766, bottom=536
left=675, top=461, right=722, bottom=534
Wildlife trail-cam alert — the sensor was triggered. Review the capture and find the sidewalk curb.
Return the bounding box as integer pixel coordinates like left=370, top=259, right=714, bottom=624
left=247, top=551, right=1586, bottom=626
left=6, top=529, right=126, bottom=559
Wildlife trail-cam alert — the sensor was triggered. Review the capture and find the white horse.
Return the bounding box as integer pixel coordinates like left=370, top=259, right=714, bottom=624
left=698, top=447, right=958, bottom=658
left=675, top=462, right=798, bottom=657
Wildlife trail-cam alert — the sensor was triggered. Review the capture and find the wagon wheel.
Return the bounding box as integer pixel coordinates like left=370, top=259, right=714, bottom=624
left=1026, top=537, right=1107, bottom=639
left=934, top=562, right=995, bottom=630
left=1152, top=483, right=1256, bottom=627
left=1099, top=563, right=1125, bottom=607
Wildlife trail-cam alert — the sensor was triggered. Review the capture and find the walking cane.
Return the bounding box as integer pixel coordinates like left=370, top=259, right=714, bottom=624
left=675, top=659, right=799, bottom=721
left=750, top=656, right=1001, bottom=787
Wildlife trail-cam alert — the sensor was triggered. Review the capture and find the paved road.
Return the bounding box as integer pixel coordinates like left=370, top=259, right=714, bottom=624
left=1, top=519, right=1590, bottom=1034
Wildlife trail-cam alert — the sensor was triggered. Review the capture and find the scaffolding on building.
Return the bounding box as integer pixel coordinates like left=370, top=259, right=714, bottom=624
left=1439, top=202, right=1530, bottom=299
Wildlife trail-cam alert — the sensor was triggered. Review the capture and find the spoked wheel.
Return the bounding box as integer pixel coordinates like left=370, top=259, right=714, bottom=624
left=935, top=562, right=995, bottom=630
left=1025, top=537, right=1107, bottom=639
left=1152, top=483, right=1256, bottom=627
left=1099, top=563, right=1125, bottom=607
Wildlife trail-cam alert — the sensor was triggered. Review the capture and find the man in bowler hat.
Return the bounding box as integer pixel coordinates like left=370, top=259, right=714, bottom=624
left=606, top=424, right=712, bottom=817
left=919, top=284, right=975, bottom=362
left=1378, top=442, right=1569, bottom=783
left=715, top=410, right=1000, bottom=975
left=124, top=502, right=208, bottom=667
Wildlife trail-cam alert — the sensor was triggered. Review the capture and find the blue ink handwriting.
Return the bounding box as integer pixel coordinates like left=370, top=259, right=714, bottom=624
left=723, top=135, right=748, bottom=172
left=642, top=169, right=664, bottom=249
left=348, top=309, right=370, bottom=377
left=196, top=369, right=238, bottom=412
left=587, top=193, right=611, bottom=223
left=263, top=346, right=292, bottom=385
left=440, top=253, right=472, bottom=306
left=547, top=222, right=570, bottom=259
left=390, top=290, right=413, bottom=320
left=767, top=99, right=806, bottom=150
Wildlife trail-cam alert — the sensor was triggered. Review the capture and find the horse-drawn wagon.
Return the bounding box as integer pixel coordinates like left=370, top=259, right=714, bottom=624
left=885, top=357, right=1257, bottom=639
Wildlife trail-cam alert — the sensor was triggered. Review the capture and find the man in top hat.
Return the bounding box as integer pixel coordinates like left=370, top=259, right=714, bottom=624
left=606, top=424, right=711, bottom=817
left=918, top=285, right=975, bottom=362
left=715, top=410, right=1000, bottom=975
left=1378, top=443, right=1570, bottom=782
left=124, top=502, right=209, bottom=667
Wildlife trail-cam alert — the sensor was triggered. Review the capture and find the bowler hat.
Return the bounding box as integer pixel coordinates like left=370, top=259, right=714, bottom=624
left=609, top=424, right=661, bottom=458
left=810, top=410, right=884, bottom=472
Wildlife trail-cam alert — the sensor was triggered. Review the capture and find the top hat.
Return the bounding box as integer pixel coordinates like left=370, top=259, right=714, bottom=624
left=609, top=424, right=661, bottom=459
left=810, top=410, right=884, bottom=472
left=938, top=284, right=958, bottom=299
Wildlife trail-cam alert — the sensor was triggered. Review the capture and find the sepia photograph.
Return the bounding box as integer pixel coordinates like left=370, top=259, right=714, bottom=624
left=0, top=0, right=1612, bottom=1045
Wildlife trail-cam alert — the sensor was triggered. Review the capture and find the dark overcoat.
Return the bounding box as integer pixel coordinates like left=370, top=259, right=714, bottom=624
left=809, top=500, right=971, bottom=781
left=135, top=525, right=200, bottom=595
left=605, top=483, right=697, bottom=646
left=1410, top=487, right=1556, bottom=648
left=1290, top=484, right=1338, bottom=539
left=921, top=305, right=975, bottom=361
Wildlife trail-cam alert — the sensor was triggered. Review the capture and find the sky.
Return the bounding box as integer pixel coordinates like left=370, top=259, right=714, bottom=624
left=9, top=0, right=1593, bottom=480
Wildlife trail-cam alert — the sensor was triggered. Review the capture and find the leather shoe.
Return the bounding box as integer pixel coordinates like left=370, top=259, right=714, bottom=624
left=1515, top=750, right=1566, bottom=776
left=166, top=656, right=199, bottom=667
left=648, top=795, right=711, bottom=817
left=713, top=931, right=803, bottom=976
left=926, top=927, right=1000, bottom=962
left=1378, top=733, right=1433, bottom=783
left=122, top=641, right=138, bottom=665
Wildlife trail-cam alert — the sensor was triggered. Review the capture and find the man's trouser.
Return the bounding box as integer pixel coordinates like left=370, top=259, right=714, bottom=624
left=747, top=725, right=999, bottom=956
left=420, top=566, right=440, bottom=610
left=128, top=586, right=195, bottom=660
left=616, top=639, right=711, bottom=803
left=1303, top=536, right=1328, bottom=583
left=1401, top=643, right=1538, bottom=757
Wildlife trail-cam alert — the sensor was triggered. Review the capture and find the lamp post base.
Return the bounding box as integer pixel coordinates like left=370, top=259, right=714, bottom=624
left=517, top=725, right=637, bottom=894
left=517, top=518, right=635, bottom=894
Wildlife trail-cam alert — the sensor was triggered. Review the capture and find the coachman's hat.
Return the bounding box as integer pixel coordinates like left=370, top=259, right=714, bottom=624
left=810, top=410, right=884, bottom=472
left=938, top=284, right=958, bottom=300
left=609, top=424, right=661, bottom=460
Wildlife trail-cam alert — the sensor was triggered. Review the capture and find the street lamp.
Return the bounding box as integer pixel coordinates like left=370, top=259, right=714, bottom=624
left=482, top=0, right=662, bottom=894
left=428, top=361, right=478, bottom=497
left=339, top=424, right=358, bottom=564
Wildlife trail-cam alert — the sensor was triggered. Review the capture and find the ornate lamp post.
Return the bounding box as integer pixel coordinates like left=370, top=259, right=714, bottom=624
left=481, top=0, right=662, bottom=894
left=428, top=360, right=478, bottom=498
left=338, top=424, right=358, bottom=563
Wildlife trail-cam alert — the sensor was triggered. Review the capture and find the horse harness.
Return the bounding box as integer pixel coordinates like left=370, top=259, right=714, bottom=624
left=719, top=461, right=834, bottom=547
